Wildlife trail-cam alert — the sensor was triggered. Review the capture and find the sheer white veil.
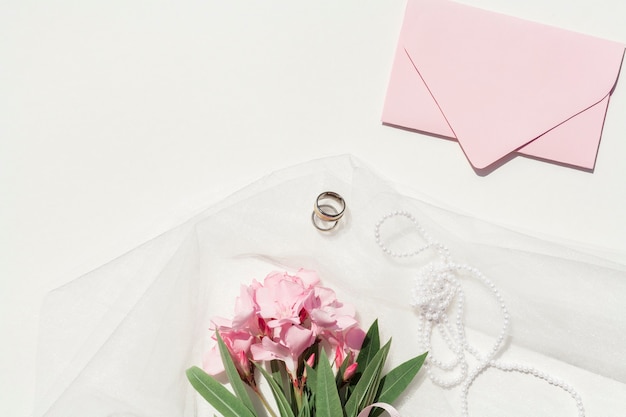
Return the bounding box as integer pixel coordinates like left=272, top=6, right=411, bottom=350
left=35, top=155, right=626, bottom=417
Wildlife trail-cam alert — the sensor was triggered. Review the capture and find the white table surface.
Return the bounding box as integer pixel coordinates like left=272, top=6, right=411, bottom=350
left=2, top=1, right=625, bottom=416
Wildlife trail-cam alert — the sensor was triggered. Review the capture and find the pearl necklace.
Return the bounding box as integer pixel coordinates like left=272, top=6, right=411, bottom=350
left=375, top=211, right=585, bottom=417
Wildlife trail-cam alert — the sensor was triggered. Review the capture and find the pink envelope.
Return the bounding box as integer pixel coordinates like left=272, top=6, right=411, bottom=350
left=382, top=0, right=625, bottom=171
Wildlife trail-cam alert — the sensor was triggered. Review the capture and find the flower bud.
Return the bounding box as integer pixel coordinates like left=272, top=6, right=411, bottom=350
left=343, top=363, right=358, bottom=381
left=306, top=353, right=316, bottom=368
left=235, top=350, right=254, bottom=385
left=334, top=346, right=344, bottom=367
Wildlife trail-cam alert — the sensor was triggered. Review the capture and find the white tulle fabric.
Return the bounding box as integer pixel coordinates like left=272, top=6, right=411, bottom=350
left=34, top=155, right=626, bottom=417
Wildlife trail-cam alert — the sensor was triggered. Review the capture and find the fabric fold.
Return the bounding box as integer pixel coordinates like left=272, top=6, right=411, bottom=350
left=35, top=155, right=626, bottom=417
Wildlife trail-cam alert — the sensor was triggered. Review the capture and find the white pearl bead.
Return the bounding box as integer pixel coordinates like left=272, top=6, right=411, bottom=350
left=375, top=210, right=585, bottom=417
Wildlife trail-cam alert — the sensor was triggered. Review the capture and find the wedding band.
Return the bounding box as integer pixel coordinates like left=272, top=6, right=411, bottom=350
left=311, top=205, right=339, bottom=231
left=312, top=192, right=346, bottom=232
left=313, top=192, right=345, bottom=222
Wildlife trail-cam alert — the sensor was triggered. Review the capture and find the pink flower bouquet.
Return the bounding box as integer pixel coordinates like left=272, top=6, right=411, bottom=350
left=186, top=269, right=426, bottom=417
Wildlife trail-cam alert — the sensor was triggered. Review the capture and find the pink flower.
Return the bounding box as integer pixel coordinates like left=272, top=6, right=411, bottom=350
left=255, top=272, right=312, bottom=330
left=203, top=327, right=255, bottom=375
left=303, top=285, right=366, bottom=359
left=203, top=269, right=365, bottom=379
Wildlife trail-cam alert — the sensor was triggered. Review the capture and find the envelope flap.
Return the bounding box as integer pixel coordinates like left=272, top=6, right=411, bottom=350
left=401, top=0, right=625, bottom=169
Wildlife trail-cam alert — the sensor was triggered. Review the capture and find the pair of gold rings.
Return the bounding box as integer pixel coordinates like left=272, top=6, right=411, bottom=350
left=312, top=191, right=346, bottom=231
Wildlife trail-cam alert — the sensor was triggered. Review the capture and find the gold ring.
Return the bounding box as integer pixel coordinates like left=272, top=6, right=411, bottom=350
left=313, top=191, right=345, bottom=222
left=311, top=205, right=339, bottom=231
left=312, top=192, right=346, bottom=232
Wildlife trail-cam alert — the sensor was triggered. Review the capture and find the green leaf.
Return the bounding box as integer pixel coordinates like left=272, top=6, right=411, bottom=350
left=334, top=355, right=352, bottom=406
left=271, top=360, right=297, bottom=414
left=297, top=391, right=312, bottom=417
left=354, top=320, right=380, bottom=382
left=371, top=352, right=427, bottom=417
left=186, top=366, right=256, bottom=417
left=271, top=360, right=288, bottom=400
left=315, top=350, right=344, bottom=417
left=344, top=340, right=391, bottom=417
left=255, top=363, right=296, bottom=417
left=304, top=363, right=317, bottom=395
left=216, top=331, right=256, bottom=413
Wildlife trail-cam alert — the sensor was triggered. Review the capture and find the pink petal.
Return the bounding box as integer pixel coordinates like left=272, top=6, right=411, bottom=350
left=310, top=309, right=337, bottom=327
left=315, top=287, right=337, bottom=306
left=345, top=327, right=366, bottom=350
left=335, top=315, right=358, bottom=330
left=267, top=317, right=300, bottom=328
left=219, top=329, right=255, bottom=355
left=282, top=325, right=316, bottom=358
left=251, top=337, right=293, bottom=369
left=295, top=269, right=321, bottom=287
left=233, top=285, right=257, bottom=328
left=202, top=346, right=225, bottom=375
left=334, top=303, right=356, bottom=317
left=210, top=316, right=233, bottom=330
left=263, top=271, right=287, bottom=286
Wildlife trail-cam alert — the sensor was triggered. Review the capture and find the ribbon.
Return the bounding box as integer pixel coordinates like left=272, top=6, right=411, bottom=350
left=356, top=402, right=401, bottom=417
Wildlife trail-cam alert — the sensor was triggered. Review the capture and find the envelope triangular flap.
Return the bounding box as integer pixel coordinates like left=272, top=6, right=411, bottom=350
left=382, top=43, right=456, bottom=138
left=400, top=0, right=624, bottom=169
left=516, top=95, right=610, bottom=168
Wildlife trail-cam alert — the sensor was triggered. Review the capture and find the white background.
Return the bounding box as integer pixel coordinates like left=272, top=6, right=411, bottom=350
left=2, top=1, right=625, bottom=416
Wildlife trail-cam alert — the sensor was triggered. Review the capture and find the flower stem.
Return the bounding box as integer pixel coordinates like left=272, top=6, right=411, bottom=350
left=253, top=387, right=279, bottom=417
left=294, top=386, right=302, bottom=411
